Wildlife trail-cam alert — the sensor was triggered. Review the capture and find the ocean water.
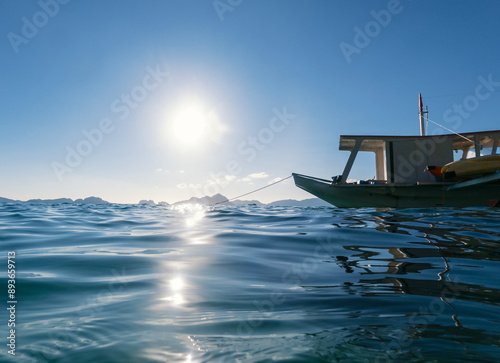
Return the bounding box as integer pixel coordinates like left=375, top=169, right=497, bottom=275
left=1, top=203, right=500, bottom=363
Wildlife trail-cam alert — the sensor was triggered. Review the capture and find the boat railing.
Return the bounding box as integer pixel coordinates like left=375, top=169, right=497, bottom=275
left=292, top=173, right=333, bottom=184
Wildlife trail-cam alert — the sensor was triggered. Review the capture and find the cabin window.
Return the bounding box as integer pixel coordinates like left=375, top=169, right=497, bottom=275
left=466, top=149, right=477, bottom=159
left=453, top=149, right=464, bottom=161
left=345, top=151, right=377, bottom=182
left=480, top=147, right=493, bottom=156
left=464, top=147, right=489, bottom=158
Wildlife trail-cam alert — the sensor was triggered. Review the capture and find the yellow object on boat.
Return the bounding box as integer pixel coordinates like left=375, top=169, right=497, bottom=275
left=442, top=155, right=500, bottom=179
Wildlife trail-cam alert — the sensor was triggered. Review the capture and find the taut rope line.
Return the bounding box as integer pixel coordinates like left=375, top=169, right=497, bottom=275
left=214, top=175, right=293, bottom=205
left=426, top=117, right=474, bottom=143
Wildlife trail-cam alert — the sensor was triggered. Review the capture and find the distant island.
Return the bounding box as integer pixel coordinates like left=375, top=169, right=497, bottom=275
left=0, top=194, right=331, bottom=207
left=0, top=196, right=109, bottom=204
left=170, top=193, right=331, bottom=207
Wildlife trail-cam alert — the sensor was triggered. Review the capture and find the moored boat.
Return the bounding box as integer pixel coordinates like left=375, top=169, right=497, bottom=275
left=293, top=95, right=500, bottom=208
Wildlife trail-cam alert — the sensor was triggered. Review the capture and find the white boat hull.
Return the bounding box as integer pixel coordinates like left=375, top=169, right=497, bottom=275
left=292, top=173, right=500, bottom=208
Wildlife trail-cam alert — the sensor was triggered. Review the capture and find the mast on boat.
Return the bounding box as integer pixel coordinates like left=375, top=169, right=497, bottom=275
left=419, top=93, right=428, bottom=136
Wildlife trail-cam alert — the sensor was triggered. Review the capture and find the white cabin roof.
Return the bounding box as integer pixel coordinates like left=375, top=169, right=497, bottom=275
left=339, top=129, right=500, bottom=152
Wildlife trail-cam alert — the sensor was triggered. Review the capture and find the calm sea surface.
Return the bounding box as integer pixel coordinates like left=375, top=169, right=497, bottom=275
left=1, top=203, right=500, bottom=362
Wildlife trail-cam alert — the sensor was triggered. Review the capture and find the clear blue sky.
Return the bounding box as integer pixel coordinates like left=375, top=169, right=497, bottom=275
left=1, top=0, right=500, bottom=203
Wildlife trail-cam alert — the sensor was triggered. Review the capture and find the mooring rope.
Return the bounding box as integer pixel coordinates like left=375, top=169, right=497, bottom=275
left=214, top=175, right=293, bottom=205
left=426, top=117, right=474, bottom=143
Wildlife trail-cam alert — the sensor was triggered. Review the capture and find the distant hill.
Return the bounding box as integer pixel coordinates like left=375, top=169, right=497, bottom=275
left=74, top=197, right=108, bottom=204
left=173, top=193, right=229, bottom=206
left=0, top=194, right=330, bottom=207
left=0, top=196, right=109, bottom=204
left=138, top=200, right=170, bottom=206
left=173, top=194, right=330, bottom=207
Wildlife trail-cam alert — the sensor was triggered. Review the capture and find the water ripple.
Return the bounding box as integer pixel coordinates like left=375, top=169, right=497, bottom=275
left=1, top=203, right=499, bottom=362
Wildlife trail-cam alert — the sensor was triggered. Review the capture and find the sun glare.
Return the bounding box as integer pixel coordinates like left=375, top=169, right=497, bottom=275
left=171, top=103, right=208, bottom=146
left=167, top=98, right=226, bottom=150
left=170, top=277, right=184, bottom=291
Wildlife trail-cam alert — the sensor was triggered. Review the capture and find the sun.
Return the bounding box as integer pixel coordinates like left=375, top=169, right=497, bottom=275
left=166, top=97, right=227, bottom=150
left=171, top=103, right=208, bottom=146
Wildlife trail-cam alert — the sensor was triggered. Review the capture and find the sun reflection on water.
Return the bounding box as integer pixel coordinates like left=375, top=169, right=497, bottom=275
left=188, top=237, right=208, bottom=245
left=172, top=203, right=207, bottom=227
left=170, top=277, right=184, bottom=291
left=162, top=276, right=186, bottom=306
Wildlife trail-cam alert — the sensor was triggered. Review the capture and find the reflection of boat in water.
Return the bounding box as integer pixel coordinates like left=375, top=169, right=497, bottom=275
left=293, top=94, right=500, bottom=207
left=300, top=209, right=500, bottom=361
left=330, top=210, right=500, bottom=306
left=342, top=244, right=500, bottom=305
